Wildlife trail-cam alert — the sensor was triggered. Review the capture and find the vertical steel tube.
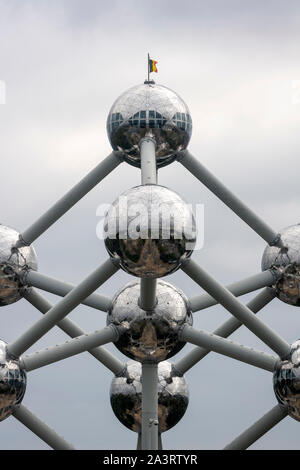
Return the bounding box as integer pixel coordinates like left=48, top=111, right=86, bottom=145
left=141, top=363, right=158, bottom=450
left=139, top=278, right=157, bottom=311
left=140, top=136, right=157, bottom=185
left=139, top=135, right=158, bottom=311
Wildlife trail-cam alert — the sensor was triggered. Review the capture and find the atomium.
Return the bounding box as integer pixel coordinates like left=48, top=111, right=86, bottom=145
left=0, top=340, right=26, bottom=421
left=262, top=224, right=300, bottom=306
left=107, top=280, right=192, bottom=363
left=0, top=225, right=37, bottom=306
left=273, top=340, right=300, bottom=421
left=110, top=360, right=189, bottom=433
left=104, top=185, right=196, bottom=278
left=106, top=83, right=192, bottom=168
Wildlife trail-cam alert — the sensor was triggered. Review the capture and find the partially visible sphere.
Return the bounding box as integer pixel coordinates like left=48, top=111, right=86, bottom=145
left=0, top=225, right=37, bottom=306
left=110, top=360, right=189, bottom=433
left=106, top=83, right=192, bottom=168
left=0, top=340, right=26, bottom=421
left=273, top=340, right=300, bottom=421
left=104, top=185, right=196, bottom=278
left=107, top=280, right=192, bottom=363
left=261, top=224, right=300, bottom=306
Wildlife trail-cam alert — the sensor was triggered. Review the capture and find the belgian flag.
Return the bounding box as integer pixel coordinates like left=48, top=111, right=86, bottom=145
left=149, top=58, right=158, bottom=73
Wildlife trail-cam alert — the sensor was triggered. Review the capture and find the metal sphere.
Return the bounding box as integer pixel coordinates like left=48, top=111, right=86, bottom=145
left=106, top=83, right=192, bottom=168
left=261, top=224, right=300, bottom=306
left=0, top=225, right=37, bottom=306
left=110, top=360, right=189, bottom=433
left=273, top=340, right=300, bottom=421
left=0, top=340, right=26, bottom=421
left=107, top=280, right=192, bottom=363
left=104, top=185, right=196, bottom=278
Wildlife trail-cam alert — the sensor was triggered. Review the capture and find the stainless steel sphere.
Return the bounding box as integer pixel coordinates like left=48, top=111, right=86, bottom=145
left=106, top=83, right=192, bottom=168
left=273, top=340, right=300, bottom=421
left=107, top=280, right=192, bottom=363
left=261, top=224, right=300, bottom=306
left=0, top=340, right=26, bottom=421
left=104, top=185, right=196, bottom=278
left=0, top=225, right=37, bottom=306
left=110, top=360, right=189, bottom=433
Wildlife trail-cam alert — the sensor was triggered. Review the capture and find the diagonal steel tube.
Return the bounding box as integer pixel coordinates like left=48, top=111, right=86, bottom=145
left=17, top=151, right=123, bottom=246
left=23, top=288, right=125, bottom=375
left=180, top=325, right=278, bottom=372
left=20, top=325, right=124, bottom=371
left=13, top=404, right=75, bottom=450
left=175, top=287, right=276, bottom=374
left=24, top=270, right=112, bottom=312
left=7, top=259, right=119, bottom=358
left=189, top=270, right=277, bottom=312
left=182, top=259, right=291, bottom=359
left=177, top=150, right=283, bottom=247
left=223, top=404, right=288, bottom=450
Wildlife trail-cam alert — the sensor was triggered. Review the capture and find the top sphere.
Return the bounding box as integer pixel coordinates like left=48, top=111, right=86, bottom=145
left=261, top=224, right=300, bottom=306
left=106, top=83, right=192, bottom=168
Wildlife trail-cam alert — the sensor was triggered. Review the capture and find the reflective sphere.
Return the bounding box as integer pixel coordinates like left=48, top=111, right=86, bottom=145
left=0, top=340, right=26, bottom=421
left=107, top=83, right=192, bottom=168
left=110, top=360, right=189, bottom=433
left=0, top=225, right=37, bottom=306
left=273, top=340, right=300, bottom=421
left=104, top=185, right=196, bottom=278
left=262, top=224, right=300, bottom=306
left=107, top=280, right=192, bottom=363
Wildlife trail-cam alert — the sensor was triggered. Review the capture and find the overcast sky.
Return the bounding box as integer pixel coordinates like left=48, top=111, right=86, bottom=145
left=1, top=0, right=300, bottom=450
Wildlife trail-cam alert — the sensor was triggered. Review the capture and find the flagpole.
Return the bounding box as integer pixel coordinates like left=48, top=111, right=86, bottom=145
left=148, top=52, right=150, bottom=82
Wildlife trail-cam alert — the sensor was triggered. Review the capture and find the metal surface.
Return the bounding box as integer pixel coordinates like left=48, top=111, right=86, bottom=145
left=24, top=288, right=125, bottom=375
left=0, top=340, right=26, bottom=421
left=13, top=404, right=75, bottom=450
left=175, top=287, right=276, bottom=374
left=107, top=280, right=192, bottom=362
left=274, top=339, right=300, bottom=421
left=0, top=225, right=37, bottom=306
left=25, top=270, right=112, bottom=312
left=180, top=325, right=278, bottom=372
left=110, top=360, right=189, bottom=434
left=182, top=259, right=291, bottom=359
left=189, top=269, right=277, bottom=312
left=18, top=151, right=123, bottom=246
left=104, top=185, right=196, bottom=278
left=178, top=150, right=282, bottom=247
left=20, top=325, right=122, bottom=371
left=107, top=83, right=192, bottom=168
left=224, top=404, right=288, bottom=450
left=7, top=259, right=118, bottom=358
left=262, top=224, right=300, bottom=306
